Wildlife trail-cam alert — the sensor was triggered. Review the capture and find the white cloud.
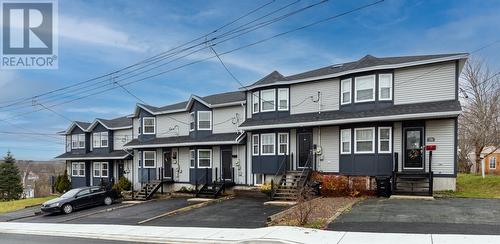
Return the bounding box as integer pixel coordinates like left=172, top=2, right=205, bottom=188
left=65, top=106, right=130, bottom=115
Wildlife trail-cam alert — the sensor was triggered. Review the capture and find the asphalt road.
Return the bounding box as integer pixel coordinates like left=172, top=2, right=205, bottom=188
left=0, top=234, right=138, bottom=244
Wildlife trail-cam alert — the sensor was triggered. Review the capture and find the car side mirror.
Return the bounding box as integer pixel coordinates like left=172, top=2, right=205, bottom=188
left=74, top=195, right=78, bottom=199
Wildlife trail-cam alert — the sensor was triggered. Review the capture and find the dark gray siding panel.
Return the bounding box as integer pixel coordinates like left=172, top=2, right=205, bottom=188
left=139, top=168, right=156, bottom=183
left=252, top=155, right=287, bottom=174
left=71, top=177, right=87, bottom=188
left=189, top=168, right=212, bottom=184
left=138, top=109, right=156, bottom=142
left=339, top=154, right=392, bottom=176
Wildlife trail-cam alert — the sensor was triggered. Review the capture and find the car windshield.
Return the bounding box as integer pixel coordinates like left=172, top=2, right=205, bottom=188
left=60, top=189, right=82, bottom=198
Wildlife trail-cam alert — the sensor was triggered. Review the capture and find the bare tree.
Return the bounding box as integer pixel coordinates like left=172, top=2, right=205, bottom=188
left=459, top=58, right=500, bottom=173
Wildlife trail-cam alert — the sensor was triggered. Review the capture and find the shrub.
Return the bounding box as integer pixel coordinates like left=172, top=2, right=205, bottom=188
left=259, top=183, right=273, bottom=194
left=320, top=175, right=350, bottom=197
left=55, top=170, right=71, bottom=194
left=113, top=177, right=132, bottom=192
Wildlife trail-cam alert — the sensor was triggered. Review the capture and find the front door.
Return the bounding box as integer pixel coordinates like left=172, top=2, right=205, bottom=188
left=297, top=133, right=313, bottom=168
left=404, top=128, right=424, bottom=170
left=163, top=150, right=172, bottom=178
left=221, top=148, right=232, bottom=180
left=117, top=161, right=125, bottom=179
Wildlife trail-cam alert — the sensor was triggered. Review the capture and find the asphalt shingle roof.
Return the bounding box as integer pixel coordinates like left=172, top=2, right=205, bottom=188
left=124, top=132, right=243, bottom=147
left=55, top=150, right=131, bottom=159
left=74, top=121, right=91, bottom=130
left=98, top=116, right=132, bottom=128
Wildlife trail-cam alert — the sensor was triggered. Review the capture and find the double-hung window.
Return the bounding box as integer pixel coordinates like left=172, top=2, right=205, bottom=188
left=190, top=150, right=195, bottom=168
left=378, top=127, right=392, bottom=153
left=355, top=75, right=375, bottom=103
left=277, top=88, right=289, bottom=111
left=71, top=162, right=85, bottom=177
left=92, top=132, right=109, bottom=148
left=490, top=157, right=497, bottom=169
left=101, top=132, right=108, bottom=147
left=354, top=127, right=375, bottom=153
left=143, top=151, right=156, bottom=168
left=198, top=149, right=212, bottom=168
left=143, top=117, right=156, bottom=134
left=189, top=112, right=195, bottom=131
left=278, top=133, right=289, bottom=155
left=72, top=134, right=85, bottom=149
left=252, top=91, right=260, bottom=113
left=252, top=134, right=259, bottom=156
left=341, top=79, right=352, bottom=105
left=261, top=133, right=275, bottom=155
left=340, top=129, right=351, bottom=154
left=93, top=162, right=108, bottom=177
left=260, top=89, right=276, bottom=112
left=197, top=111, right=212, bottom=130
left=378, top=74, right=393, bottom=100
left=78, top=134, right=85, bottom=148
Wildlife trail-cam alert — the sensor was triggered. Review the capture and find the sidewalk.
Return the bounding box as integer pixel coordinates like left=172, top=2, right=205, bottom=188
left=0, top=222, right=499, bottom=244
left=0, top=206, right=39, bottom=222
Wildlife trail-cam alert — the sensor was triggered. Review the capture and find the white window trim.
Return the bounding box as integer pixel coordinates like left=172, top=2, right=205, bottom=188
left=101, top=132, right=108, bottom=147
left=354, top=127, right=375, bottom=154
left=72, top=134, right=85, bottom=149
left=189, top=112, right=195, bottom=131
left=93, top=162, right=109, bottom=178
left=143, top=151, right=156, bottom=168
left=254, top=174, right=265, bottom=186
left=489, top=157, right=497, bottom=170
left=260, top=133, right=276, bottom=156
left=277, top=88, right=289, bottom=111
left=278, top=133, right=289, bottom=155
left=142, top=117, right=156, bottom=135
left=93, top=162, right=100, bottom=177
left=252, top=134, right=259, bottom=156
left=340, top=78, right=352, bottom=105
left=354, top=75, right=376, bottom=103
left=189, top=150, right=195, bottom=168
left=378, top=127, right=392, bottom=153
left=252, top=91, right=260, bottom=114
left=197, top=149, right=212, bottom=168
left=93, top=132, right=100, bottom=148
left=197, top=111, right=212, bottom=130
left=71, top=162, right=85, bottom=177
left=378, top=73, right=393, bottom=101
left=340, top=129, right=351, bottom=154
left=260, top=89, right=276, bottom=112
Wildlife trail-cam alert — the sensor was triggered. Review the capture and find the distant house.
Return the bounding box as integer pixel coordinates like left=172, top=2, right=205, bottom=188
left=482, top=147, right=500, bottom=175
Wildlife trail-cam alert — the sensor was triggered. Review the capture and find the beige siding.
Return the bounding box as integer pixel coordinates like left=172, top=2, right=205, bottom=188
left=393, top=122, right=402, bottom=171
left=246, top=92, right=252, bottom=119
left=156, top=112, right=189, bottom=137
left=113, top=129, right=132, bottom=150
left=317, top=126, right=339, bottom=172
left=290, top=78, right=339, bottom=114
left=425, top=119, right=456, bottom=175
left=394, top=62, right=456, bottom=105
left=213, top=105, right=243, bottom=134
left=289, top=129, right=297, bottom=170
left=132, top=118, right=140, bottom=139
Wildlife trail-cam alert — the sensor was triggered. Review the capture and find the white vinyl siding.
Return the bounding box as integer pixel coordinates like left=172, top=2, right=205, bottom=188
left=113, top=129, right=132, bottom=150
left=355, top=75, right=375, bottom=103
left=354, top=127, right=375, bottom=153
left=252, top=134, right=259, bottom=156
left=425, top=119, right=455, bottom=175
left=143, top=117, right=156, bottom=134
left=261, top=133, right=275, bottom=155
left=341, top=78, right=352, bottom=105
left=197, top=111, right=212, bottom=130
left=290, top=78, right=339, bottom=114
left=71, top=162, right=85, bottom=177
left=252, top=91, right=259, bottom=113
left=394, top=62, right=456, bottom=105
left=393, top=122, right=403, bottom=170
left=260, top=89, right=276, bottom=112
left=378, top=74, right=393, bottom=100
left=143, top=151, right=156, bottom=168
left=197, top=149, right=212, bottom=168
left=66, top=135, right=71, bottom=152
left=340, top=129, right=351, bottom=154
left=156, top=112, right=190, bottom=137
left=318, top=126, right=339, bottom=172
left=278, top=133, right=288, bottom=155
left=378, top=127, right=392, bottom=153
left=212, top=106, right=243, bottom=134
left=278, top=88, right=289, bottom=111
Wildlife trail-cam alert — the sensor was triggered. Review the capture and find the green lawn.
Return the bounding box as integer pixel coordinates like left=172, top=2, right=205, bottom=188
left=0, top=196, right=57, bottom=214
left=436, top=173, right=500, bottom=198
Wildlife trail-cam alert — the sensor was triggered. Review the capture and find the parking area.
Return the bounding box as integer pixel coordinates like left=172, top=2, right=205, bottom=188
left=329, top=198, right=500, bottom=235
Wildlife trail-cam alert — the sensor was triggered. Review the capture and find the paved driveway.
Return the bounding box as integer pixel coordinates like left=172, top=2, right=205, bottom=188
left=143, top=196, right=285, bottom=228
left=329, top=198, right=500, bottom=235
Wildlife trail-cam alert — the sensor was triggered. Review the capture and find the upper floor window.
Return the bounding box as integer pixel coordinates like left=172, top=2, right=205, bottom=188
left=198, top=149, right=212, bottom=168
left=93, top=162, right=108, bottom=178
left=143, top=151, right=156, bottom=168
left=92, top=132, right=108, bottom=148
left=190, top=150, right=195, bottom=168
left=71, top=162, right=85, bottom=177
left=260, top=89, right=276, bottom=112
left=355, top=75, right=375, bottom=103
left=490, top=157, right=497, bottom=169
left=378, top=127, right=392, bottom=153
left=197, top=111, right=212, bottom=130
left=277, top=88, right=289, bottom=111
left=340, top=129, right=351, bottom=154
left=278, top=133, right=288, bottom=155
left=252, top=134, right=259, bottom=156
left=189, top=112, right=195, bottom=131
left=341, top=79, right=352, bottom=105
left=71, top=134, right=85, bottom=149
left=354, top=127, right=375, bottom=153
left=143, top=117, right=156, bottom=134
left=261, top=133, right=275, bottom=155
left=379, top=74, right=393, bottom=101
left=252, top=91, right=260, bottom=114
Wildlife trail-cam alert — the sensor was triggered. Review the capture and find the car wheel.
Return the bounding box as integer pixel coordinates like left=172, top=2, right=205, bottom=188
left=62, top=204, right=73, bottom=214
left=104, top=196, right=113, bottom=206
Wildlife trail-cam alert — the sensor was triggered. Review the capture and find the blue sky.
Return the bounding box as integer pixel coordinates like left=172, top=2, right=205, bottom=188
left=1, top=0, right=500, bottom=160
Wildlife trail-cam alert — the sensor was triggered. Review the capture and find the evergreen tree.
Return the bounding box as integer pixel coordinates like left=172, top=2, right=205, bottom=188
left=0, top=151, right=23, bottom=200
left=55, top=170, right=71, bottom=193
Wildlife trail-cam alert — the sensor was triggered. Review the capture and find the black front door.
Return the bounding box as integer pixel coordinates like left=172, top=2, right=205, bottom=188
left=163, top=150, right=172, bottom=178
left=297, top=133, right=313, bottom=168
left=404, top=128, right=424, bottom=169
left=221, top=149, right=232, bottom=180
left=117, top=161, right=125, bottom=179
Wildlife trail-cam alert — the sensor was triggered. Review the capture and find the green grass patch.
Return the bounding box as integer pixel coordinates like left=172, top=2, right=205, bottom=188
left=436, top=173, right=500, bottom=199
left=0, top=196, right=57, bottom=214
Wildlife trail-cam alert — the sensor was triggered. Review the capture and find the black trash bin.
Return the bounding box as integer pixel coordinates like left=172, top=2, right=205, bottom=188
left=375, top=176, right=392, bottom=197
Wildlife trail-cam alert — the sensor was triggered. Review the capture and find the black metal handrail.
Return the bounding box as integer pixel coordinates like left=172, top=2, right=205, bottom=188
left=297, top=152, right=313, bottom=191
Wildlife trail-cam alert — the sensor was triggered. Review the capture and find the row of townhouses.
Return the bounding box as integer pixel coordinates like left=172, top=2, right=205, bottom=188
left=56, top=53, right=467, bottom=197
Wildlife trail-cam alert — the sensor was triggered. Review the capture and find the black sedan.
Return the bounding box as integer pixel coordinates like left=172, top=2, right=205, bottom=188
left=41, top=186, right=119, bottom=214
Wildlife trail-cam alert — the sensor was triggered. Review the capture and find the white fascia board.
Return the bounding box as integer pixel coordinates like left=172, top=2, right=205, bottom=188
left=239, top=111, right=461, bottom=130
left=65, top=122, right=89, bottom=134
left=124, top=140, right=240, bottom=149
left=135, top=104, right=157, bottom=116
left=245, top=54, right=469, bottom=90
left=57, top=156, right=129, bottom=160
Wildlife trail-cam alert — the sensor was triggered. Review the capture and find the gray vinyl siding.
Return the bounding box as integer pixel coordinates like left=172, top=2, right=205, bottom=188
left=425, top=119, right=455, bottom=175
left=246, top=92, right=252, bottom=119
left=233, top=144, right=246, bottom=185
left=317, top=126, right=339, bottom=172
left=290, top=78, right=340, bottom=114
left=393, top=122, right=402, bottom=170
left=213, top=106, right=243, bottom=134
left=113, top=129, right=132, bottom=150
left=133, top=118, right=140, bottom=139
left=157, top=112, right=190, bottom=137
left=177, top=147, right=191, bottom=182
left=289, top=129, right=297, bottom=171
left=394, top=62, right=456, bottom=105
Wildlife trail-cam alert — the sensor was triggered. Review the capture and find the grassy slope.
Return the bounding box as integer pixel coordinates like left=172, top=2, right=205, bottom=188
left=437, top=173, right=500, bottom=198
left=0, top=196, right=56, bottom=214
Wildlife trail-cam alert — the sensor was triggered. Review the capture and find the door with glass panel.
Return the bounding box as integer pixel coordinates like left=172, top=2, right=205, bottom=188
left=403, top=128, right=424, bottom=170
